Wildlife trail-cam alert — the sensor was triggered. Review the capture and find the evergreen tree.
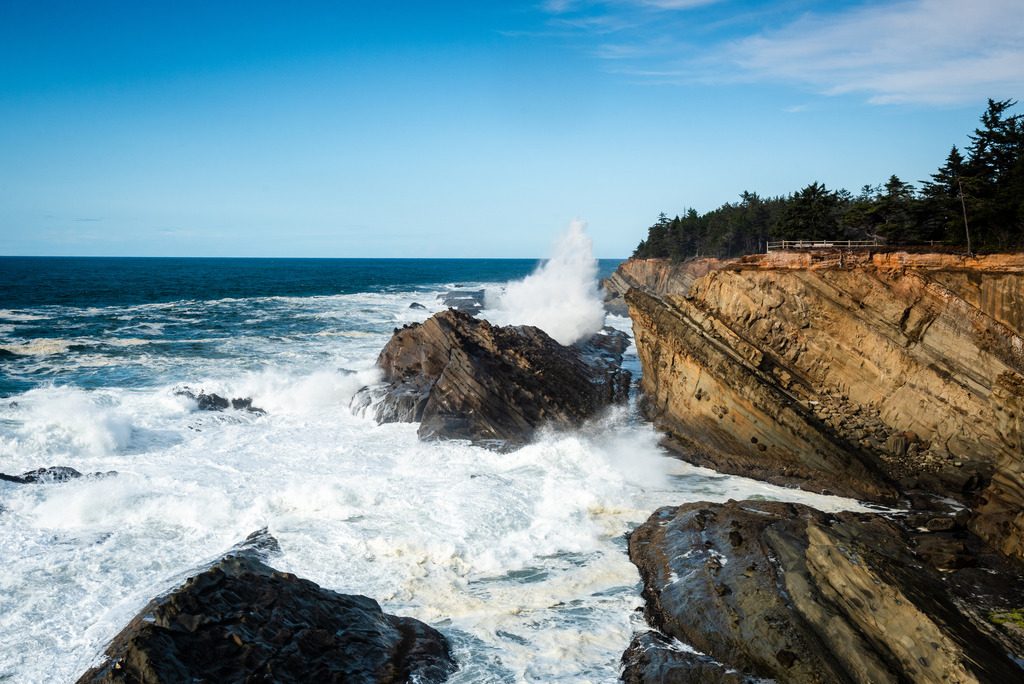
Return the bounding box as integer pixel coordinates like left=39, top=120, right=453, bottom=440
left=777, top=182, right=842, bottom=240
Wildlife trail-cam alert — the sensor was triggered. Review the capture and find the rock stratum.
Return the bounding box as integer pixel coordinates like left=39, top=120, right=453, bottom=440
left=625, top=500, right=1024, bottom=684
left=78, top=532, right=455, bottom=684
left=355, top=308, right=630, bottom=448
left=622, top=251, right=1024, bottom=560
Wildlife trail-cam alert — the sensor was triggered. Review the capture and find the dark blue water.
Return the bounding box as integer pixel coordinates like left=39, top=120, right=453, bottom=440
left=0, top=257, right=623, bottom=397
left=1, top=257, right=621, bottom=308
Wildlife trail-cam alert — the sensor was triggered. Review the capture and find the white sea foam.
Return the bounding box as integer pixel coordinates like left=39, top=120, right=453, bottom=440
left=0, top=338, right=73, bottom=356
left=0, top=281, right=875, bottom=684
left=0, top=309, right=51, bottom=322
left=483, top=220, right=606, bottom=345
left=9, top=386, right=133, bottom=457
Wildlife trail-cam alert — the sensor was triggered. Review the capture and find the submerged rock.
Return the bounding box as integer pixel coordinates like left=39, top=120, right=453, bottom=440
left=175, top=387, right=265, bottom=414
left=77, top=534, right=456, bottom=684
left=409, top=302, right=427, bottom=310
left=440, top=289, right=485, bottom=315
left=627, top=499, right=1024, bottom=683
left=0, top=466, right=115, bottom=484
left=354, top=309, right=630, bottom=448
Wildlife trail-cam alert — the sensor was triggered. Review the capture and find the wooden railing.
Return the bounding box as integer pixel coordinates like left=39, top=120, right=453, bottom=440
left=765, top=239, right=880, bottom=253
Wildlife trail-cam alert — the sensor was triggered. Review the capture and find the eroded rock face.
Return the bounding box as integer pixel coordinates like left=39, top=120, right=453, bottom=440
left=355, top=309, right=630, bottom=448
left=602, top=257, right=734, bottom=315
left=628, top=500, right=1024, bottom=684
left=77, top=539, right=456, bottom=684
left=625, top=252, right=1024, bottom=556
left=0, top=466, right=115, bottom=484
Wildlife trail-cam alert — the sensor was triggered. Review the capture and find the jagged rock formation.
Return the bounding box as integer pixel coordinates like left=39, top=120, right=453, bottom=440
left=0, top=466, right=115, bottom=484
left=623, top=251, right=1024, bottom=557
left=627, top=499, right=1024, bottom=683
left=354, top=309, right=630, bottom=448
left=174, top=387, right=265, bottom=414
left=78, top=531, right=455, bottom=684
left=603, top=257, right=733, bottom=315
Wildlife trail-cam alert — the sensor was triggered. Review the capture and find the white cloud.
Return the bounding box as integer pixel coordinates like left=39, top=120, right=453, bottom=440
left=535, top=0, right=1024, bottom=106
left=726, top=0, right=1024, bottom=105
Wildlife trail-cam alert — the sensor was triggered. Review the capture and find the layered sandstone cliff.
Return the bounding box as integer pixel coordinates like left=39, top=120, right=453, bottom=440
left=623, top=252, right=1024, bottom=559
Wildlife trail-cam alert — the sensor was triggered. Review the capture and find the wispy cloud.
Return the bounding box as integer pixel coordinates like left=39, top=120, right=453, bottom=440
left=534, top=0, right=1024, bottom=106
left=725, top=0, right=1024, bottom=105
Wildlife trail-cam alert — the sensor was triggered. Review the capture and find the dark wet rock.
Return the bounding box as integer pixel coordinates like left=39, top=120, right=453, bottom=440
left=232, top=527, right=282, bottom=559
left=353, top=309, right=630, bottom=448
left=409, top=302, right=427, bottom=310
left=440, top=289, right=485, bottom=315
left=0, top=466, right=116, bottom=484
left=628, top=499, right=1024, bottom=683
left=175, top=388, right=265, bottom=414
left=77, top=539, right=456, bottom=684
left=621, top=631, right=756, bottom=683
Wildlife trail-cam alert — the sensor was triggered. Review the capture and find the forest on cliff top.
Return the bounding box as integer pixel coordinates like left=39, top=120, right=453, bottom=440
left=633, top=99, right=1024, bottom=259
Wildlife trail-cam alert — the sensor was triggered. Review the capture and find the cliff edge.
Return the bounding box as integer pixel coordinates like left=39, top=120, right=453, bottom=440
left=622, top=251, right=1024, bottom=560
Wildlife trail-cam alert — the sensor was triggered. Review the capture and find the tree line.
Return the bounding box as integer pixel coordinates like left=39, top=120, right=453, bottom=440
left=633, top=99, right=1024, bottom=259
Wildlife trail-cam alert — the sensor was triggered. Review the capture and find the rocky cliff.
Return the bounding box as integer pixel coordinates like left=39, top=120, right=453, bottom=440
left=622, top=252, right=1024, bottom=559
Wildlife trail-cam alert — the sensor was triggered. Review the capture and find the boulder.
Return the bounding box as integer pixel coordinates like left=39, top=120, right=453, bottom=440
left=627, top=499, right=1024, bottom=683
left=354, top=309, right=630, bottom=448
left=77, top=532, right=456, bottom=684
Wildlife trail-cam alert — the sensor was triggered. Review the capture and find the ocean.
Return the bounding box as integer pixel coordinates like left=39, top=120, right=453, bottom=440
left=0, top=256, right=866, bottom=682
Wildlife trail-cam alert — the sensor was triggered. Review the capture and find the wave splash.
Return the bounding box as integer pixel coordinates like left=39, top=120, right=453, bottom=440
left=483, top=220, right=606, bottom=345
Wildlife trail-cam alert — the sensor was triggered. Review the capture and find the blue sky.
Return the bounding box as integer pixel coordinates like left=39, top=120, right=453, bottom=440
left=1, top=0, right=1021, bottom=258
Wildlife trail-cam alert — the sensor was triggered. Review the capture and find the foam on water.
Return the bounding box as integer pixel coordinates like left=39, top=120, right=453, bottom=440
left=0, top=276, right=874, bottom=683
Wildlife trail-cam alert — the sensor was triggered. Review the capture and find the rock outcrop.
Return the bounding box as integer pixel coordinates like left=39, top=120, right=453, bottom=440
left=354, top=309, right=630, bottom=448
left=0, top=466, right=115, bottom=484
left=78, top=532, right=456, bottom=684
left=439, top=289, right=486, bottom=315
left=627, top=499, right=1024, bottom=683
left=624, top=251, right=1024, bottom=556
left=603, top=257, right=734, bottom=315
left=175, top=388, right=265, bottom=414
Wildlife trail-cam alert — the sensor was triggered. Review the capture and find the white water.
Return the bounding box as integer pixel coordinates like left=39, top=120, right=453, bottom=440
left=483, top=220, right=607, bottom=345
left=0, top=288, right=874, bottom=684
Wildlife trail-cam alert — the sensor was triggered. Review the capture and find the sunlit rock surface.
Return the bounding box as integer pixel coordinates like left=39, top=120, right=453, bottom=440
left=627, top=499, right=1024, bottom=683
left=623, top=251, right=1024, bottom=559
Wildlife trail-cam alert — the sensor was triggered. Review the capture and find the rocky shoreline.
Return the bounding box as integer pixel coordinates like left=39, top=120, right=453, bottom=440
left=613, top=251, right=1024, bottom=682
left=75, top=252, right=1024, bottom=682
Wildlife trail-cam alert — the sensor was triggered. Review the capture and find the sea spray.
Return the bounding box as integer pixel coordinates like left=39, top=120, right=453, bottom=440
left=483, top=220, right=606, bottom=345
